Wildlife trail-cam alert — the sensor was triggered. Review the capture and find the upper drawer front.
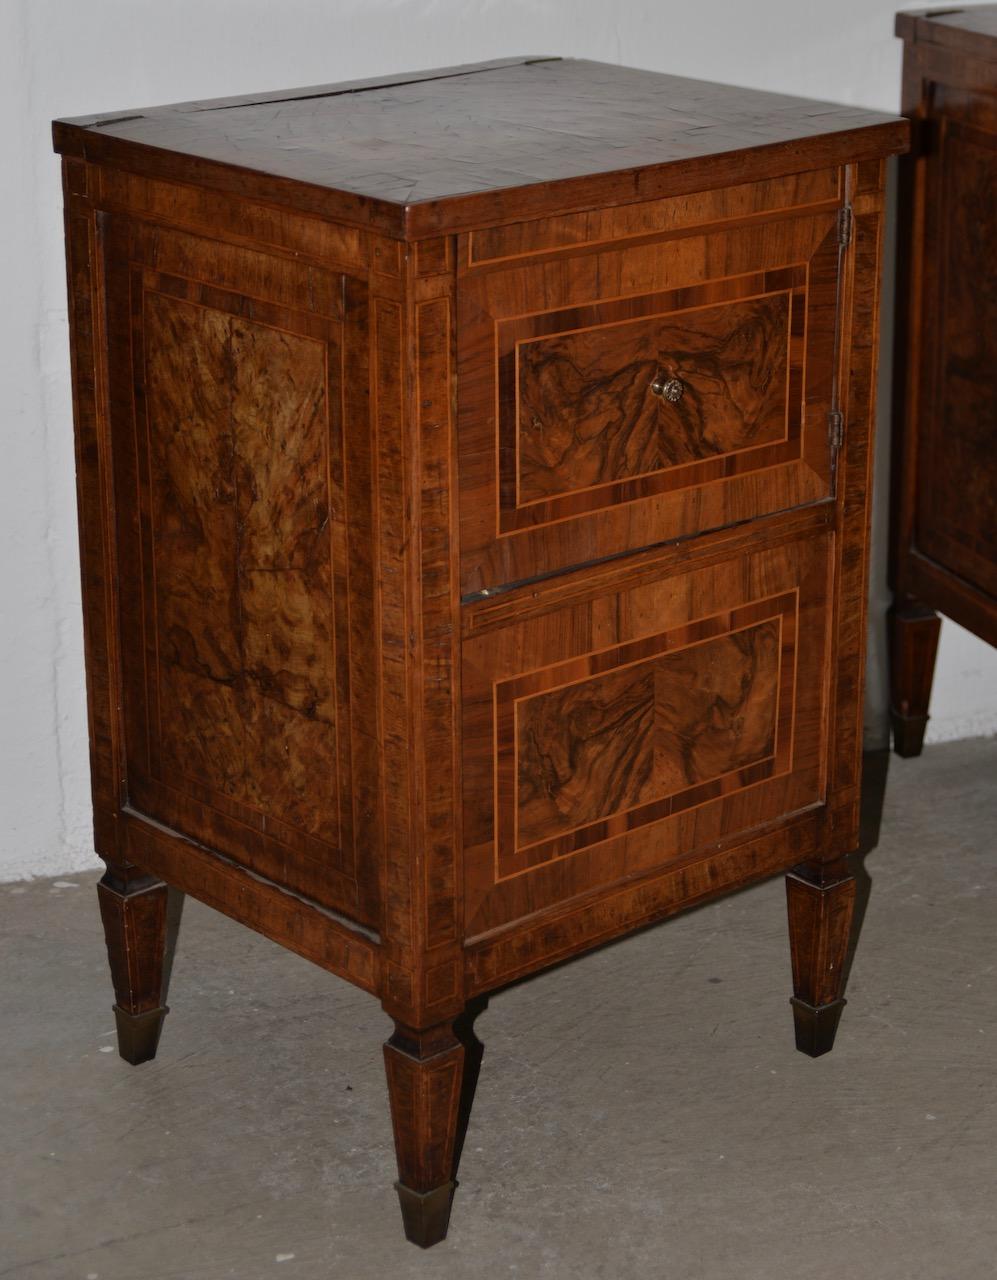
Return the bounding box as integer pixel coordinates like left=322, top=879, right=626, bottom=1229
left=458, top=196, right=843, bottom=594
left=515, top=282, right=795, bottom=507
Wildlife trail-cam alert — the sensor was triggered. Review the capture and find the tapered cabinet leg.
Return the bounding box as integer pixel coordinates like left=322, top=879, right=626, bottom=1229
left=383, top=1020, right=466, bottom=1248
left=96, top=865, right=171, bottom=1065
left=786, top=862, right=856, bottom=1058
left=889, top=600, right=941, bottom=758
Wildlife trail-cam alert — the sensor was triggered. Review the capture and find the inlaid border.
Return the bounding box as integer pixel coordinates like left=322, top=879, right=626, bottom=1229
left=104, top=216, right=363, bottom=912
left=129, top=272, right=351, bottom=873
left=494, top=265, right=808, bottom=535
left=493, top=590, right=798, bottom=878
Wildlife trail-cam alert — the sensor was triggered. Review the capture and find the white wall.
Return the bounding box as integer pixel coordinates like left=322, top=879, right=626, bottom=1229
left=2, top=0, right=996, bottom=882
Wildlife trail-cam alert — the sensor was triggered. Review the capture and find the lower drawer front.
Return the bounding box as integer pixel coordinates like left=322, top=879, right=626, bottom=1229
left=461, top=526, right=831, bottom=940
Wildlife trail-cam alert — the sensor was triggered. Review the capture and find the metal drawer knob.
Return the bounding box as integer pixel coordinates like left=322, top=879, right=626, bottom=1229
left=650, top=373, right=685, bottom=403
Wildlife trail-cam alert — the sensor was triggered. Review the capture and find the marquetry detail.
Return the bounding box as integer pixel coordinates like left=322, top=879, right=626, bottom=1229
left=462, top=530, right=831, bottom=939
left=509, top=274, right=800, bottom=512
left=458, top=210, right=843, bottom=593
left=95, top=167, right=367, bottom=272
left=499, top=596, right=794, bottom=874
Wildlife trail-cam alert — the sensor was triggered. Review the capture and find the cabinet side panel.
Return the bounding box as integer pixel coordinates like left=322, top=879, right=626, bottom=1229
left=97, top=213, right=377, bottom=926
left=916, top=118, right=997, bottom=600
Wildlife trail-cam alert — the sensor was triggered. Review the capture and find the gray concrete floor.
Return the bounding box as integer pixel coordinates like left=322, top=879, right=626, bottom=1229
left=2, top=737, right=996, bottom=1280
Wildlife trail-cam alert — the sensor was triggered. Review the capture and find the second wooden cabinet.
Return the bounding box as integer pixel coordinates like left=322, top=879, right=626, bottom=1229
left=891, top=7, right=997, bottom=753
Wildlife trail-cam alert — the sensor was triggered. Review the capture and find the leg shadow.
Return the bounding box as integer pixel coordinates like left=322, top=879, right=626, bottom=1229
left=842, top=747, right=890, bottom=987
left=452, top=993, right=489, bottom=1177
left=161, top=886, right=186, bottom=1002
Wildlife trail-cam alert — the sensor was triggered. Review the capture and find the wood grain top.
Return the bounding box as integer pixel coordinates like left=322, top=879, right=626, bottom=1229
left=897, top=6, right=997, bottom=55
left=54, top=57, right=906, bottom=237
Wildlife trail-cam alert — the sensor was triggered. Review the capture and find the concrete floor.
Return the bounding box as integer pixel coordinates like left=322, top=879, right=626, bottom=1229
left=2, top=737, right=995, bottom=1280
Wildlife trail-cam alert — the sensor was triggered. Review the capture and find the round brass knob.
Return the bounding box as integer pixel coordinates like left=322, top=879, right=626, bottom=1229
left=650, top=373, right=685, bottom=403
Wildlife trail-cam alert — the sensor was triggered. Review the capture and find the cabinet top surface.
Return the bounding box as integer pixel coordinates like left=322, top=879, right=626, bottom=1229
left=897, top=6, right=997, bottom=52
left=54, top=57, right=906, bottom=237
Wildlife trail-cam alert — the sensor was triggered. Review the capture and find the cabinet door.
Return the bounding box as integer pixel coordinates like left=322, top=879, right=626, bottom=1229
left=458, top=205, right=844, bottom=593
left=100, top=216, right=379, bottom=927
left=914, top=92, right=997, bottom=604
left=461, top=525, right=832, bottom=940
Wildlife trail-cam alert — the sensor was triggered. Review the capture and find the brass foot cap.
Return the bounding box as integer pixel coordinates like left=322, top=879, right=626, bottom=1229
left=394, top=1179, right=455, bottom=1248
left=791, top=996, right=846, bottom=1058
left=890, top=707, right=929, bottom=758
left=112, top=1004, right=168, bottom=1065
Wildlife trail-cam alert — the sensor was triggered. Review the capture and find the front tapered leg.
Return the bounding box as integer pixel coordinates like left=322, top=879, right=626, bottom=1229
left=97, top=863, right=171, bottom=1064
left=786, top=861, right=856, bottom=1058
left=383, top=1020, right=466, bottom=1247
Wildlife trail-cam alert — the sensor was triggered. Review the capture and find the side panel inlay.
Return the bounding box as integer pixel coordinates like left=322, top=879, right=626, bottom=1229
left=102, top=217, right=372, bottom=923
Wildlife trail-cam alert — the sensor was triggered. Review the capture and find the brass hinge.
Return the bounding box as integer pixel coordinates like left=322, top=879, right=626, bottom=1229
left=837, top=205, right=853, bottom=248
left=828, top=409, right=844, bottom=453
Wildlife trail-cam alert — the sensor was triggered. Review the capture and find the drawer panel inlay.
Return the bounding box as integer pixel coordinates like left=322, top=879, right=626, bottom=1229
left=514, top=286, right=795, bottom=506
left=466, top=168, right=841, bottom=265
left=506, top=600, right=791, bottom=871
left=458, top=211, right=842, bottom=593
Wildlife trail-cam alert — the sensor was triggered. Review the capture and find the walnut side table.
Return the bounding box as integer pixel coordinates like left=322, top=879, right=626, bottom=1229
left=53, top=59, right=906, bottom=1246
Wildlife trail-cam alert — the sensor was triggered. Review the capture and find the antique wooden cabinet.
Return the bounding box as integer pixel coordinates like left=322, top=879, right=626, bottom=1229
left=54, top=60, right=906, bottom=1246
left=891, top=7, right=997, bottom=755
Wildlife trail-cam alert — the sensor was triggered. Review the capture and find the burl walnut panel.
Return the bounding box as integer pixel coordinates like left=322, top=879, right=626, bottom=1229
left=513, top=613, right=784, bottom=849
left=515, top=289, right=793, bottom=505
left=101, top=216, right=376, bottom=924
left=144, top=291, right=339, bottom=839
left=55, top=56, right=904, bottom=1246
